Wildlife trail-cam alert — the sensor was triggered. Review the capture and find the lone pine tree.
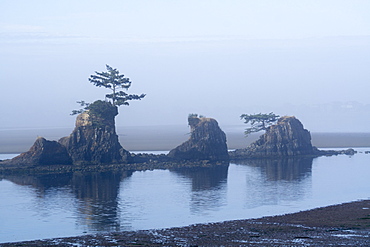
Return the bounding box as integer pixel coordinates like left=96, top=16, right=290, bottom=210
left=72, top=65, right=145, bottom=115
left=240, top=112, right=280, bottom=136
left=89, top=65, right=146, bottom=106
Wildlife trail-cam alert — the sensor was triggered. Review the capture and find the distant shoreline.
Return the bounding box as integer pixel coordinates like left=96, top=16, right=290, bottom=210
left=1, top=126, right=370, bottom=153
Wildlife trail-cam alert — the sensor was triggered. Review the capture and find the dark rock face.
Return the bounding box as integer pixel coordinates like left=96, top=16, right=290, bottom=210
left=230, top=116, right=314, bottom=159
left=59, top=101, right=129, bottom=165
left=0, top=101, right=130, bottom=168
left=6, top=137, right=72, bottom=166
left=168, top=117, right=229, bottom=161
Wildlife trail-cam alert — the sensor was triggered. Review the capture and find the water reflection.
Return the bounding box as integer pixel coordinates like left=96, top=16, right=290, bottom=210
left=172, top=165, right=229, bottom=214
left=4, top=173, right=72, bottom=193
left=3, top=171, right=133, bottom=232
left=237, top=157, right=313, bottom=181
left=0, top=158, right=315, bottom=241
left=71, top=171, right=132, bottom=231
left=232, top=158, right=313, bottom=208
left=2, top=152, right=370, bottom=243
left=172, top=165, right=229, bottom=191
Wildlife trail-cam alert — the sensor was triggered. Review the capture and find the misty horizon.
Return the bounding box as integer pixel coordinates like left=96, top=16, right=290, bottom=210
left=1, top=1, right=370, bottom=132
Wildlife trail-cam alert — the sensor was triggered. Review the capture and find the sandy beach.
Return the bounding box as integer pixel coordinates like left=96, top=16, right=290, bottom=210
left=2, top=200, right=369, bottom=246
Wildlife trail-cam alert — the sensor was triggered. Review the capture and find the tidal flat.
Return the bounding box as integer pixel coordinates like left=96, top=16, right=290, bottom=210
left=2, top=200, right=370, bottom=246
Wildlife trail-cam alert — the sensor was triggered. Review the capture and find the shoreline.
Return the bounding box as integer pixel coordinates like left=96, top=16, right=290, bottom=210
left=1, top=129, right=370, bottom=153
left=2, top=200, right=370, bottom=246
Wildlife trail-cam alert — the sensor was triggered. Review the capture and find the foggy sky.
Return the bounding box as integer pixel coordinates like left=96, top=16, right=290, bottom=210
left=1, top=0, right=370, bottom=132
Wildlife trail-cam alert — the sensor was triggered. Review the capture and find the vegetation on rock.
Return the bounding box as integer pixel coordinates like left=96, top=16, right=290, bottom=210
left=188, top=113, right=206, bottom=118
left=85, top=100, right=118, bottom=128
left=72, top=65, right=145, bottom=115
left=0, top=63, right=359, bottom=171
left=231, top=116, right=314, bottom=158
left=89, top=64, right=146, bottom=106
left=240, top=112, right=280, bottom=136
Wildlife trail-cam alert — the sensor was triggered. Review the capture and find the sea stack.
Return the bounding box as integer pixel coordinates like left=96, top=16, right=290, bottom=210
left=168, top=115, right=229, bottom=161
left=230, top=116, right=314, bottom=159
left=59, top=100, right=130, bottom=165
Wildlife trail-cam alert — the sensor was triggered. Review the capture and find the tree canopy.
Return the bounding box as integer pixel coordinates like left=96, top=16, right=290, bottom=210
left=72, top=65, right=145, bottom=115
left=89, top=65, right=145, bottom=106
left=188, top=113, right=206, bottom=118
left=240, top=112, right=280, bottom=136
left=71, top=101, right=90, bottom=115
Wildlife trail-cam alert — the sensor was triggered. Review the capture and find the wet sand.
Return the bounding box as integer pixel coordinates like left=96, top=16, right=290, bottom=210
left=2, top=200, right=370, bottom=246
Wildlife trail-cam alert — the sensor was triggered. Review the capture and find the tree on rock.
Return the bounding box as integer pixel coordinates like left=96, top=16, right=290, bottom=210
left=89, top=65, right=146, bottom=106
left=72, top=65, right=146, bottom=115
left=240, top=112, right=280, bottom=136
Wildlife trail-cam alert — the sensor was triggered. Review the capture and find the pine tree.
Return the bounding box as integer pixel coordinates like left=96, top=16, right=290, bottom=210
left=88, top=65, right=145, bottom=106
left=240, top=112, right=280, bottom=136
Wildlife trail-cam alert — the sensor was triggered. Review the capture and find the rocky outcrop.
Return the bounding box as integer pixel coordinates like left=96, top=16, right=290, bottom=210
left=3, top=137, right=72, bottom=167
left=168, top=116, right=229, bottom=161
left=59, top=101, right=129, bottom=165
left=230, top=116, right=314, bottom=159
left=313, top=147, right=357, bottom=156
left=0, top=101, right=130, bottom=168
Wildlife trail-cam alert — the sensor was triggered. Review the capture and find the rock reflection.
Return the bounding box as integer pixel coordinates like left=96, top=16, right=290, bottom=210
left=71, top=171, right=132, bottom=231
left=2, top=173, right=72, bottom=194
left=233, top=158, right=313, bottom=208
left=172, top=165, right=229, bottom=214
left=2, top=170, right=132, bottom=232
left=236, top=157, right=313, bottom=181
left=172, top=165, right=229, bottom=191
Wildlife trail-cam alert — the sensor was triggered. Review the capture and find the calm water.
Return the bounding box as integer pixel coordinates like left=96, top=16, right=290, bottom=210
left=1, top=149, right=370, bottom=243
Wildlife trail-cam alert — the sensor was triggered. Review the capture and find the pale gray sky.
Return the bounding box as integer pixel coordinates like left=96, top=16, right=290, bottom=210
left=1, top=0, right=370, bottom=132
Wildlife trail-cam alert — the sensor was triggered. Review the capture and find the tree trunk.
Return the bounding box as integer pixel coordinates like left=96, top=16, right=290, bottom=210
left=112, top=83, right=116, bottom=106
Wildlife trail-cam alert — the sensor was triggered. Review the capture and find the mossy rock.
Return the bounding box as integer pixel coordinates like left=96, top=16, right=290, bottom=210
left=86, top=100, right=118, bottom=128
